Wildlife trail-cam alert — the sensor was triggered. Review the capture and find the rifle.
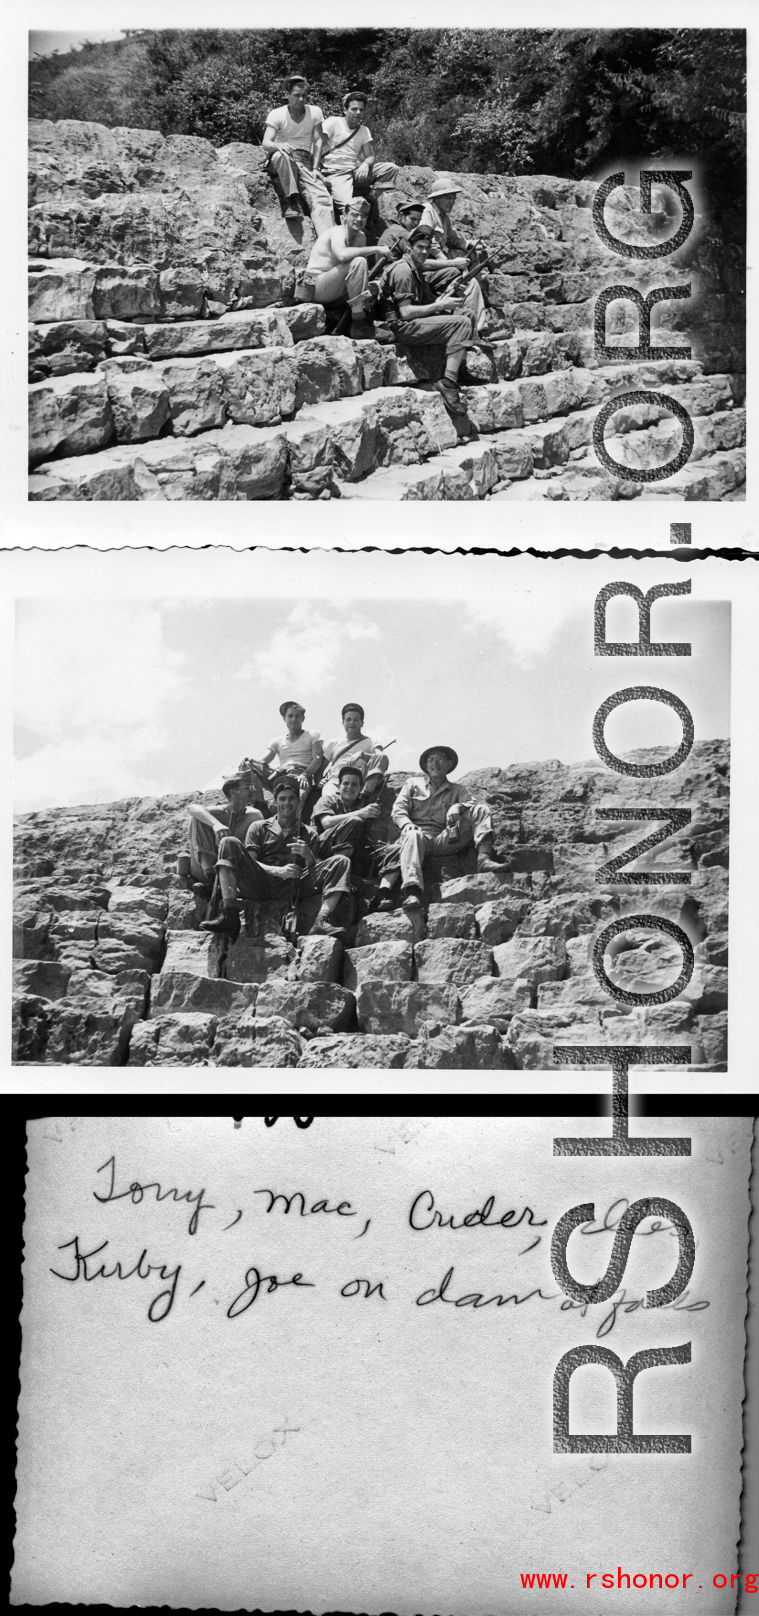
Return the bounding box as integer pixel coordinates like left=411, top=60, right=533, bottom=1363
left=281, top=780, right=308, bottom=949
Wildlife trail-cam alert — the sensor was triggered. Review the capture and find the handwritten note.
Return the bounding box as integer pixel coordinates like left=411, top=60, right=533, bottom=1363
left=13, top=1116, right=752, bottom=1611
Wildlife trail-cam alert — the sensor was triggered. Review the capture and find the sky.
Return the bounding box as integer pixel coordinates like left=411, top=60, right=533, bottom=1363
left=29, top=31, right=126, bottom=58
left=14, top=587, right=730, bottom=813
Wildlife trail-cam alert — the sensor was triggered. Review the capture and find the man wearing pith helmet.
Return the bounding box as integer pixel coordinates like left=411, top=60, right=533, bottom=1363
left=320, top=89, right=399, bottom=211
left=420, top=179, right=487, bottom=332
left=377, top=744, right=506, bottom=910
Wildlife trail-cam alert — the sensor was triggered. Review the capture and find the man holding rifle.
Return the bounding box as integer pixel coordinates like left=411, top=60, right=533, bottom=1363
left=384, top=222, right=475, bottom=412
left=200, top=774, right=352, bottom=943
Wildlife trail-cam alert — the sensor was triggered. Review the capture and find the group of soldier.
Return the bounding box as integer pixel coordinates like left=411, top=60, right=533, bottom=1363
left=182, top=700, right=506, bottom=944
left=263, top=74, right=498, bottom=412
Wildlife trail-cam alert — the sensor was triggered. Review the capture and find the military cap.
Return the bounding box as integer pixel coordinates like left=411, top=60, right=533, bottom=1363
left=279, top=700, right=305, bottom=719
left=271, top=772, right=301, bottom=798
left=343, top=89, right=368, bottom=108
left=397, top=199, right=424, bottom=217
left=341, top=702, right=365, bottom=721
left=221, top=772, right=253, bottom=799
left=338, top=763, right=364, bottom=785
left=408, top=223, right=435, bottom=244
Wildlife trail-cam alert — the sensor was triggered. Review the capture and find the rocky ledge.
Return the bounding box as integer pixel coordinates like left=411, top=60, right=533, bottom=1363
left=13, top=746, right=728, bottom=1069
left=27, top=120, right=745, bottom=503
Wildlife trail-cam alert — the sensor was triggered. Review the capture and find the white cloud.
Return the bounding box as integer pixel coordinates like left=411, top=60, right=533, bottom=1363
left=461, top=578, right=590, bottom=669
left=234, top=604, right=381, bottom=695
left=14, top=603, right=187, bottom=810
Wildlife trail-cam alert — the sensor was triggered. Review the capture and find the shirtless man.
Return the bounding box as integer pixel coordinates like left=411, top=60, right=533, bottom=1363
left=305, top=197, right=390, bottom=339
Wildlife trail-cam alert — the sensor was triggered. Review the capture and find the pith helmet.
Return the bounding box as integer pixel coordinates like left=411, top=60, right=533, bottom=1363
left=419, top=745, right=458, bottom=774
left=427, top=180, right=462, bottom=199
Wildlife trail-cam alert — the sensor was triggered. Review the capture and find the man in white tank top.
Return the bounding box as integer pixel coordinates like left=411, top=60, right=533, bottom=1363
left=263, top=74, right=334, bottom=234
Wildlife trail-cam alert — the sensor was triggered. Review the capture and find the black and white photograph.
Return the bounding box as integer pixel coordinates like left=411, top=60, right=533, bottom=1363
left=7, top=546, right=755, bottom=1078
left=25, top=23, right=746, bottom=510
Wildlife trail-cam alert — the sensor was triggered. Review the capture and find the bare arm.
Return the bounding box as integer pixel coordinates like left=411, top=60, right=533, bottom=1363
left=262, top=122, right=285, bottom=156
left=397, top=294, right=464, bottom=321
left=188, top=803, right=225, bottom=830
left=354, top=138, right=375, bottom=182
left=311, top=117, right=324, bottom=169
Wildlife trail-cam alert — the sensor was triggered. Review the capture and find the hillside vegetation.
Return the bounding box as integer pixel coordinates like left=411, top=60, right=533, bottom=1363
left=30, top=27, right=745, bottom=212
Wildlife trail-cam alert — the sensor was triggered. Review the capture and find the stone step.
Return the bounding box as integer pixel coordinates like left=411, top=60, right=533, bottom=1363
left=28, top=304, right=327, bottom=380
left=29, top=338, right=729, bottom=473
left=29, top=362, right=747, bottom=502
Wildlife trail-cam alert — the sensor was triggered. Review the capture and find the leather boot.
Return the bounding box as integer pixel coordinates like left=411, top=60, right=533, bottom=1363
left=201, top=904, right=241, bottom=942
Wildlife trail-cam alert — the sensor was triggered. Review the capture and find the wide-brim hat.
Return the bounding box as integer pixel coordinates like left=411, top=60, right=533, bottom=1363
left=341, top=702, right=365, bottom=721
left=279, top=700, right=305, bottom=720
left=419, top=745, right=458, bottom=774
left=271, top=772, right=301, bottom=798
left=427, top=180, right=462, bottom=199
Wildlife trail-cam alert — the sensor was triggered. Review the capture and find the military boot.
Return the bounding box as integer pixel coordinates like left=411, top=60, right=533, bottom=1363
left=477, top=835, right=508, bottom=873
left=200, top=904, right=241, bottom=942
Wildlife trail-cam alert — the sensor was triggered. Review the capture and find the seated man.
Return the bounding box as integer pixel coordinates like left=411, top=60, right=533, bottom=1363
left=321, top=702, right=389, bottom=797
left=312, top=762, right=381, bottom=867
left=262, top=74, right=334, bottom=233
left=304, top=197, right=390, bottom=339
left=185, top=771, right=265, bottom=910
left=261, top=701, right=324, bottom=784
left=201, top=774, right=353, bottom=942
left=377, top=744, right=506, bottom=910
left=320, top=90, right=399, bottom=214
left=378, top=199, right=485, bottom=330
left=420, top=181, right=488, bottom=332
left=384, top=223, right=475, bottom=411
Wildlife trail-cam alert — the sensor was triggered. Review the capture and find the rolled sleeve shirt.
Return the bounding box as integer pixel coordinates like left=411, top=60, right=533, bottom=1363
left=392, top=776, right=473, bottom=834
left=420, top=200, right=468, bottom=257
left=244, top=819, right=320, bottom=866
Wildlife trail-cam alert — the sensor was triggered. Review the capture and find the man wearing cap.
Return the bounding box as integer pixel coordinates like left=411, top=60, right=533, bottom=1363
left=201, top=774, right=352, bottom=942
left=185, top=772, right=265, bottom=911
left=312, top=763, right=381, bottom=866
left=304, top=197, right=390, bottom=339
left=378, top=200, right=485, bottom=324
left=261, top=702, right=324, bottom=782
left=320, top=91, right=399, bottom=211
left=377, top=745, right=506, bottom=909
left=420, top=181, right=487, bottom=332
left=384, top=223, right=474, bottom=411
left=262, top=75, right=334, bottom=232
left=321, top=703, right=389, bottom=796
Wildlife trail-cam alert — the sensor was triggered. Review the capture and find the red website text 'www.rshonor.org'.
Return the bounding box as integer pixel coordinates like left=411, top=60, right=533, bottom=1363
left=519, top=1570, right=758, bottom=1592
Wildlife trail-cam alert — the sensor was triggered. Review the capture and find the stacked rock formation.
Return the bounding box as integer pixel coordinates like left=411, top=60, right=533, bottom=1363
left=28, top=121, right=745, bottom=502
left=13, top=743, right=728, bottom=1068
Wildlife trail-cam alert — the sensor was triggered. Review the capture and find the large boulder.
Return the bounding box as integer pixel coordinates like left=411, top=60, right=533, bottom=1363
left=356, top=982, right=461, bottom=1036
left=255, top=981, right=356, bottom=1034
left=343, top=942, right=413, bottom=991
left=211, top=1013, right=305, bottom=1067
